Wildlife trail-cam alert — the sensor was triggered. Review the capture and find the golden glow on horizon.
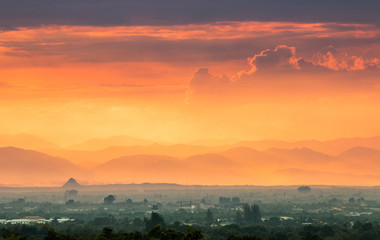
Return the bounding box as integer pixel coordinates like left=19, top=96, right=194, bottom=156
left=0, top=20, right=379, bottom=146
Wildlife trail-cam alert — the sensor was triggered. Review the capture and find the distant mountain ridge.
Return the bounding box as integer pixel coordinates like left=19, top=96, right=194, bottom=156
left=67, top=135, right=156, bottom=151
left=234, top=136, right=380, bottom=155
left=41, top=144, right=228, bottom=168
left=0, top=147, right=90, bottom=187
left=0, top=134, right=59, bottom=150
left=339, top=146, right=380, bottom=159
left=2, top=134, right=380, bottom=186
left=264, top=147, right=335, bottom=163
left=3, top=133, right=380, bottom=155
left=1, top=144, right=380, bottom=186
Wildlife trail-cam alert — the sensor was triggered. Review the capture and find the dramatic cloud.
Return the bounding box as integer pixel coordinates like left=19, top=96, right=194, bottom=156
left=190, top=68, right=229, bottom=86
left=247, top=45, right=301, bottom=73
left=187, top=45, right=380, bottom=101
left=189, top=45, right=303, bottom=94
left=1, top=20, right=378, bottom=101
left=312, top=52, right=380, bottom=71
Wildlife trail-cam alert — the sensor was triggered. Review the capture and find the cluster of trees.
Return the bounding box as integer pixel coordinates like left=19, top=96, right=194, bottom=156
left=348, top=197, right=365, bottom=204
left=241, top=204, right=262, bottom=224
left=218, top=197, right=240, bottom=205
left=205, top=209, right=214, bottom=226
left=104, top=195, right=116, bottom=205
left=297, top=186, right=311, bottom=193
left=144, top=212, right=165, bottom=231
left=41, top=225, right=203, bottom=240
left=126, top=198, right=149, bottom=207
left=204, top=204, right=262, bottom=226
left=103, top=196, right=150, bottom=206
left=3, top=219, right=380, bottom=240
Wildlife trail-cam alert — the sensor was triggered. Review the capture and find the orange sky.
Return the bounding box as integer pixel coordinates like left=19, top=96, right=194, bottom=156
left=0, top=21, right=380, bottom=145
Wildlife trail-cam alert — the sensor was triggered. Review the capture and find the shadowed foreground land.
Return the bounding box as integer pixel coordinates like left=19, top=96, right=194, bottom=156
left=1, top=183, right=380, bottom=240
left=2, top=222, right=380, bottom=240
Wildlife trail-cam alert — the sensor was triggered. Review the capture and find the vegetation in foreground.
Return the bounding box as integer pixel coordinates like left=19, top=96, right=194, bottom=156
left=1, top=211, right=380, bottom=240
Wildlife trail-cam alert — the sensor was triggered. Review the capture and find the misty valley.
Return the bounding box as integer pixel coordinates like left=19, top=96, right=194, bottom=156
left=1, top=180, right=380, bottom=240
left=2, top=135, right=380, bottom=239
left=2, top=134, right=380, bottom=187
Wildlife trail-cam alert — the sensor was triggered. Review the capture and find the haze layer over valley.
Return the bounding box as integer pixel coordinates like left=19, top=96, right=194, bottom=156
left=2, top=134, right=380, bottom=187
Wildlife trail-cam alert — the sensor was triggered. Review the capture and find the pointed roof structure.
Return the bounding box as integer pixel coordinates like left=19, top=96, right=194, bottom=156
left=62, top=178, right=81, bottom=188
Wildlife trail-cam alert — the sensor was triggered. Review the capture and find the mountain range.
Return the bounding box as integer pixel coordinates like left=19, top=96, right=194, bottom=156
left=67, top=135, right=156, bottom=151
left=0, top=147, right=90, bottom=187
left=0, top=134, right=60, bottom=150
left=1, top=134, right=380, bottom=186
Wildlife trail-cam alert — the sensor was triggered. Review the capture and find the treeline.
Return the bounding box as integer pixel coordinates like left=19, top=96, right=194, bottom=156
left=2, top=218, right=380, bottom=240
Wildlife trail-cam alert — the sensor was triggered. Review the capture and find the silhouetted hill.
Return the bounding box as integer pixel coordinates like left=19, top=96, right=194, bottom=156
left=235, top=136, right=380, bottom=155
left=0, top=147, right=89, bottom=187
left=93, top=153, right=253, bottom=185
left=221, top=147, right=263, bottom=159
left=183, top=153, right=254, bottom=185
left=337, top=147, right=380, bottom=174
left=26, top=135, right=380, bottom=186
left=188, top=138, right=240, bottom=146
left=40, top=135, right=380, bottom=168
left=184, top=153, right=235, bottom=167
left=264, top=147, right=335, bottom=163
left=220, top=147, right=283, bottom=165
left=262, top=147, right=344, bottom=174
left=68, top=135, right=155, bottom=151
left=339, top=146, right=380, bottom=159
left=95, top=154, right=180, bottom=170
left=92, top=154, right=187, bottom=184
left=41, top=144, right=228, bottom=168
left=0, top=134, right=59, bottom=150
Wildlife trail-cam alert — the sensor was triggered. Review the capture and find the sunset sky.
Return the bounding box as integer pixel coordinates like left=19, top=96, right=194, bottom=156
left=1, top=0, right=380, bottom=146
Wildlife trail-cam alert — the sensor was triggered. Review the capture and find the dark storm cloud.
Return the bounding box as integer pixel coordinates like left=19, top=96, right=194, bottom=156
left=0, top=0, right=379, bottom=28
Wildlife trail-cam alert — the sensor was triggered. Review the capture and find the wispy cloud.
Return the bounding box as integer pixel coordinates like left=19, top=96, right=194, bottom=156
left=0, top=21, right=378, bottom=66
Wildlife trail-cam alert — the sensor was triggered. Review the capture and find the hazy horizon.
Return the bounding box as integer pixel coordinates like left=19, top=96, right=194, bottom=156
left=2, top=133, right=380, bottom=187
left=3, top=132, right=380, bottom=148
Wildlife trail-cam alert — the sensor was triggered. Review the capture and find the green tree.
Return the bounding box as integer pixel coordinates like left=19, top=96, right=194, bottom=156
left=251, top=204, right=262, bottom=223
left=185, top=227, right=203, bottom=240
left=235, top=211, right=243, bottom=225
left=104, top=195, right=115, bottom=204
left=144, top=212, right=165, bottom=231
left=44, top=229, right=58, bottom=240
left=205, top=209, right=214, bottom=225
left=243, top=204, right=262, bottom=223
left=148, top=225, right=162, bottom=239
left=161, top=229, right=185, bottom=240
left=97, top=227, right=113, bottom=240
left=301, top=232, right=322, bottom=240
